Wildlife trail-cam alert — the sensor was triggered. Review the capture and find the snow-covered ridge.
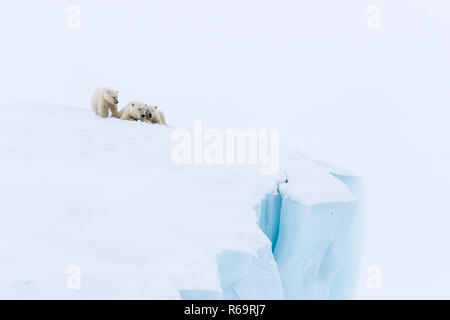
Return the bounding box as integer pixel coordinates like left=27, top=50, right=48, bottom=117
left=0, top=102, right=364, bottom=299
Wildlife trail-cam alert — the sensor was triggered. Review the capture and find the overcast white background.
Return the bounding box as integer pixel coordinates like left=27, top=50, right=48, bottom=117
left=1, top=0, right=449, bottom=299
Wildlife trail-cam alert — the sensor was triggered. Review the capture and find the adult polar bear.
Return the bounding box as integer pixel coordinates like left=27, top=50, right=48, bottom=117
left=91, top=87, right=119, bottom=118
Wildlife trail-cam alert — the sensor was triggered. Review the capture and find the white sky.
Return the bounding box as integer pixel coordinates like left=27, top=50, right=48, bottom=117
left=1, top=0, right=450, bottom=299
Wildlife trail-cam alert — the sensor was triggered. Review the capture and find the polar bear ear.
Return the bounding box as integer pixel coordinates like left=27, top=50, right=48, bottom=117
left=155, top=106, right=158, bottom=109
left=132, top=103, right=135, bottom=107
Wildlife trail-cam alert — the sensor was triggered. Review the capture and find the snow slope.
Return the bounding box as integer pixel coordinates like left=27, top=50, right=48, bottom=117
left=0, top=102, right=364, bottom=299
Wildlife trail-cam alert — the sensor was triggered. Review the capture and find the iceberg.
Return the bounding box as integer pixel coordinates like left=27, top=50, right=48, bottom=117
left=0, top=102, right=364, bottom=299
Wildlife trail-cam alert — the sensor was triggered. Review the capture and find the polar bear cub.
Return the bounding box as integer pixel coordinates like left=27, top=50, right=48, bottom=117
left=91, top=87, right=119, bottom=118
left=144, top=105, right=167, bottom=125
left=118, top=102, right=147, bottom=121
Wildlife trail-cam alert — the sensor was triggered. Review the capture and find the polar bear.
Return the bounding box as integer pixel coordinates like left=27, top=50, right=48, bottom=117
left=91, top=87, right=119, bottom=118
left=144, top=105, right=167, bottom=125
left=118, top=102, right=147, bottom=121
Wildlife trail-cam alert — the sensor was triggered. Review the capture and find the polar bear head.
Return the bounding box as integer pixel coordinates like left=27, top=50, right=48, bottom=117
left=145, top=105, right=158, bottom=121
left=130, top=102, right=147, bottom=120
left=104, top=88, right=119, bottom=105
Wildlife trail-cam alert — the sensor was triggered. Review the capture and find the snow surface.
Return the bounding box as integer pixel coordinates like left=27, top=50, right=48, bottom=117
left=0, top=102, right=363, bottom=299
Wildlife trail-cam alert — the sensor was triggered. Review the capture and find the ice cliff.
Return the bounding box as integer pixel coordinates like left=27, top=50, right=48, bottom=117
left=0, top=103, right=364, bottom=299
left=255, top=157, right=365, bottom=299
